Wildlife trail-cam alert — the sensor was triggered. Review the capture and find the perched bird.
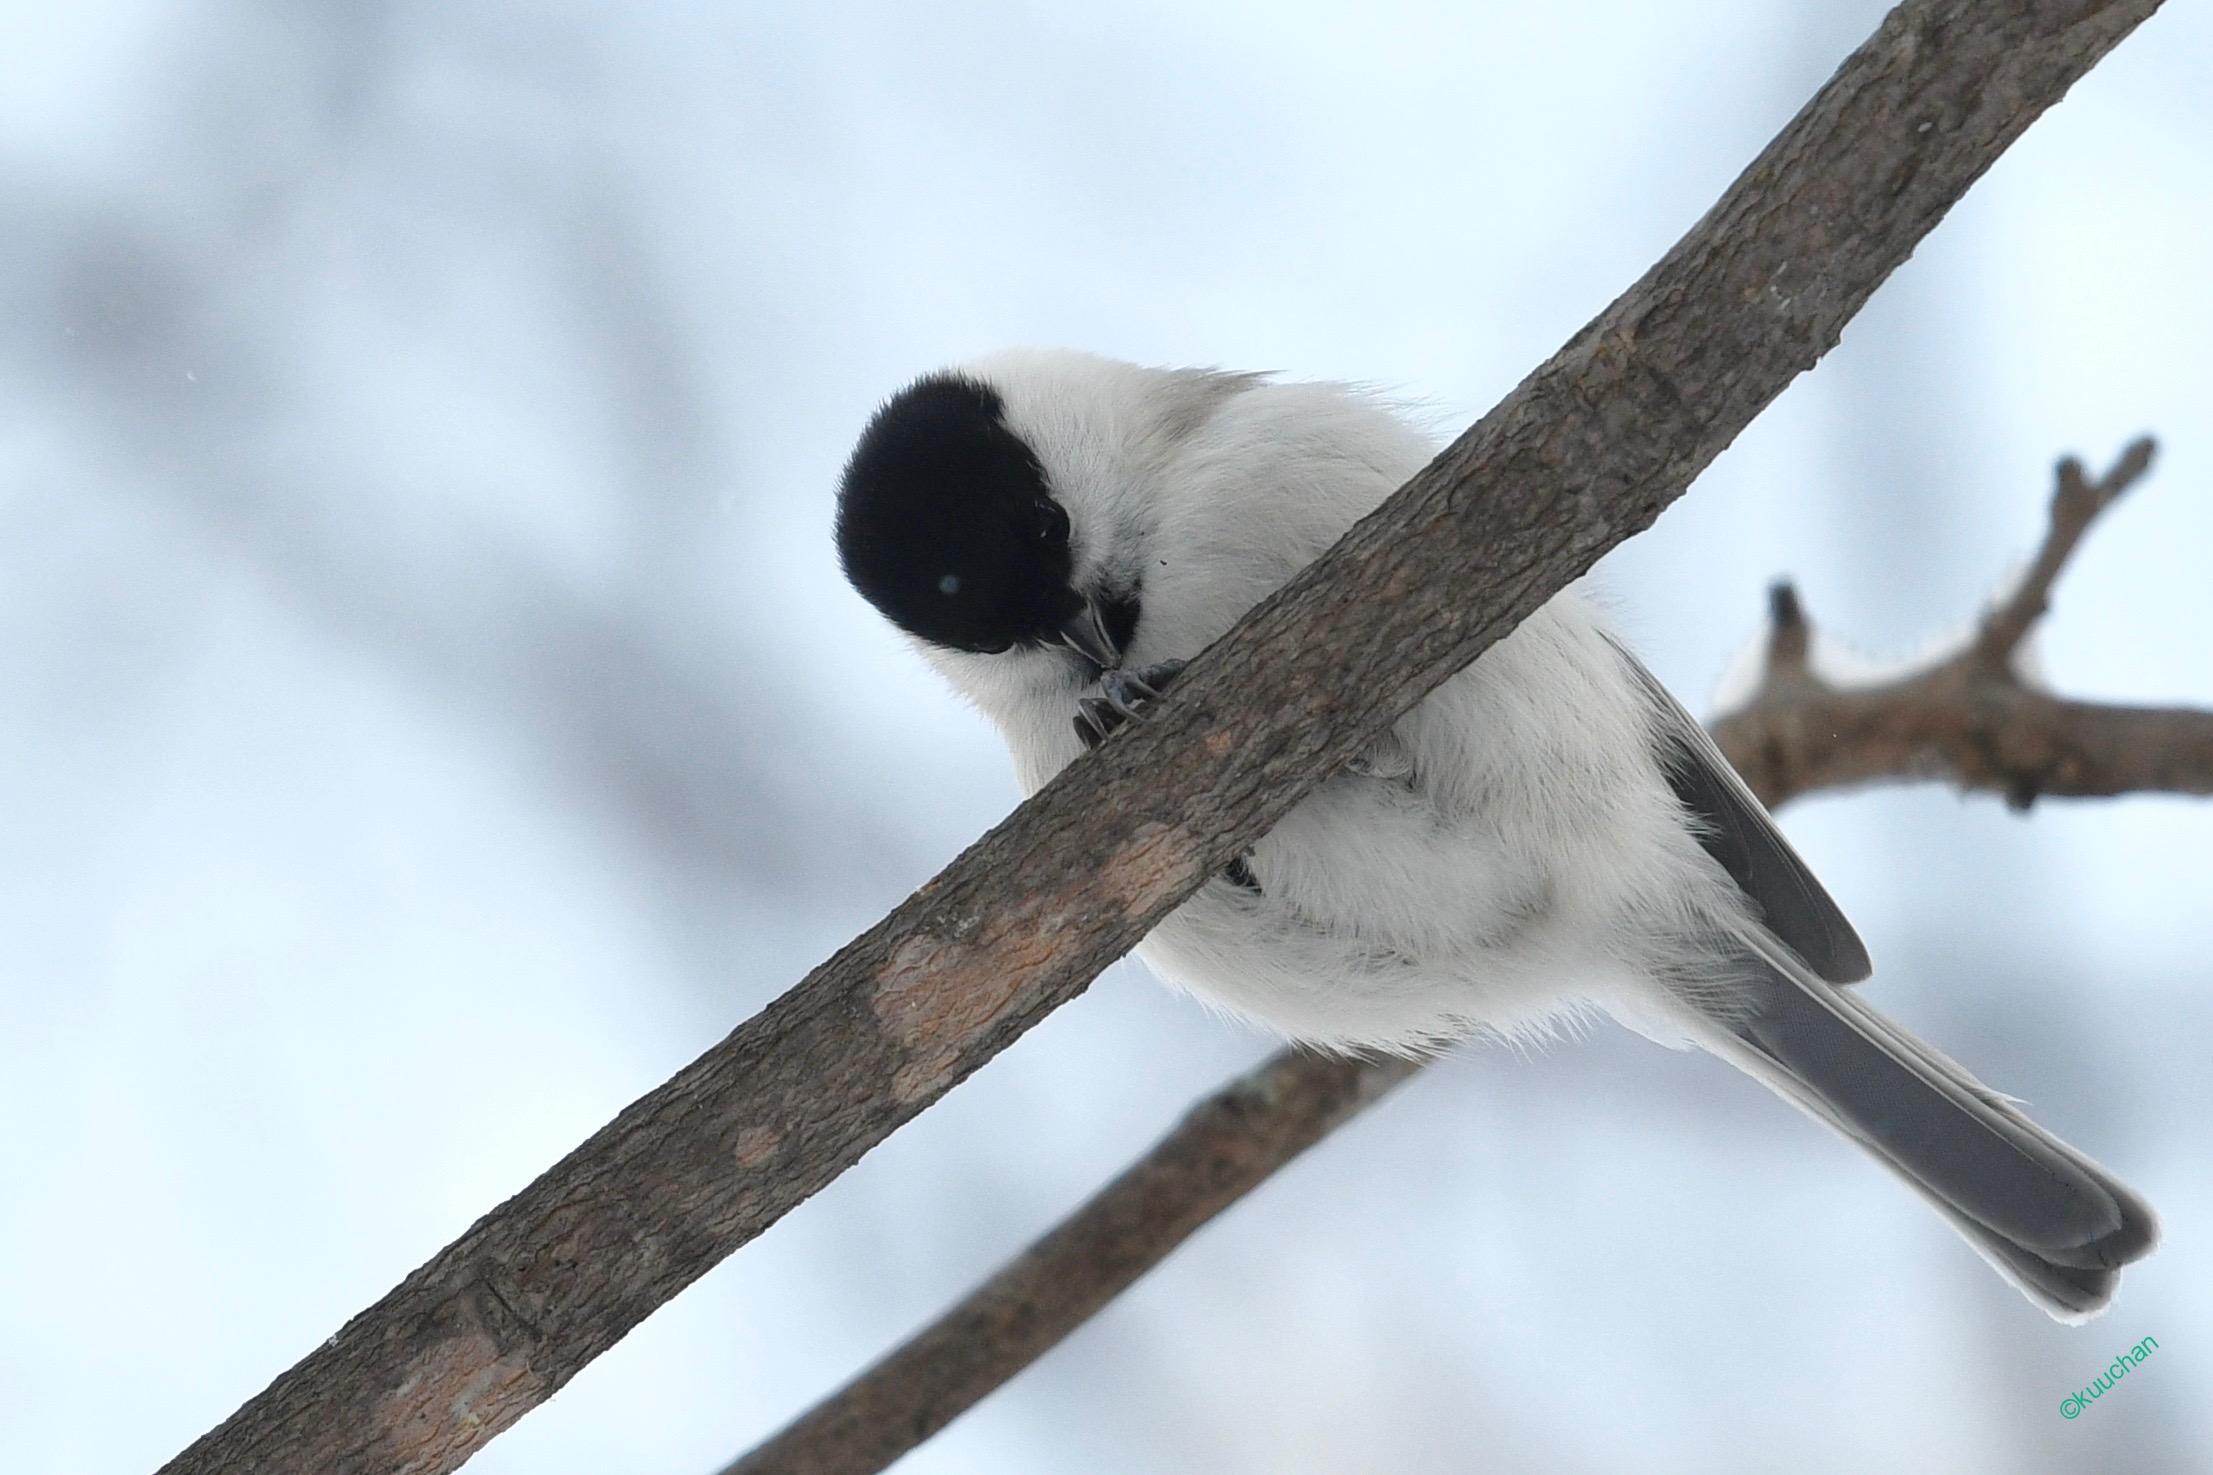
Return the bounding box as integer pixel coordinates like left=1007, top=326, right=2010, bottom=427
left=834, top=347, right=2157, bottom=1320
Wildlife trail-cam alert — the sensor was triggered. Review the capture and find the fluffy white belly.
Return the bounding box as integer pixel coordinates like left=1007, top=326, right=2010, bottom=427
left=1129, top=769, right=1638, bottom=1053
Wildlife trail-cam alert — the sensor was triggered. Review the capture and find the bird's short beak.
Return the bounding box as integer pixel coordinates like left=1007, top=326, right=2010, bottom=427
left=1058, top=602, right=1120, bottom=671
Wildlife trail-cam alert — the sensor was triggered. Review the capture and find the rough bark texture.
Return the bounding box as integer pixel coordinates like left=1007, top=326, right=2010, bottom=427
left=718, top=438, right=2210, bottom=1475
left=159, top=3, right=2167, bottom=1473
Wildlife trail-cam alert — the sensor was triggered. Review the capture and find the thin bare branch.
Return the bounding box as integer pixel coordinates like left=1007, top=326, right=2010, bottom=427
left=1715, top=439, right=2211, bottom=810
left=1972, top=434, right=2157, bottom=666
left=721, top=1050, right=1420, bottom=1475
left=1762, top=580, right=1814, bottom=681
left=158, top=5, right=2168, bottom=1473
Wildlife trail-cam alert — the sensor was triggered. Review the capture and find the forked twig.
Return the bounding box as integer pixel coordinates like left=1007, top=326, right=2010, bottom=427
left=1715, top=439, right=2213, bottom=811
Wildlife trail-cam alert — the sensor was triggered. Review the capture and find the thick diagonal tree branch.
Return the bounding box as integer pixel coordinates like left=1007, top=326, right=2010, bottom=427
left=159, top=4, right=2167, bottom=1473
left=722, top=436, right=2209, bottom=1475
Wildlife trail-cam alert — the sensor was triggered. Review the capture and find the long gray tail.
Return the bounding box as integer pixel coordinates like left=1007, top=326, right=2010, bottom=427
left=1699, top=938, right=2157, bottom=1321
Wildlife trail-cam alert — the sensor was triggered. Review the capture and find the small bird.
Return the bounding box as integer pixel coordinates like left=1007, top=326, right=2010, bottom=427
left=834, top=347, right=2157, bottom=1321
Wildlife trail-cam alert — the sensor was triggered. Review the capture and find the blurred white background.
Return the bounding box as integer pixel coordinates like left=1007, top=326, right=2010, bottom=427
left=3, top=3, right=2207, bottom=1472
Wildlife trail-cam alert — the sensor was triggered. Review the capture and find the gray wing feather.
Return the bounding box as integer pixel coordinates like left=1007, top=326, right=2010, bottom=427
left=1706, top=934, right=2155, bottom=1319
left=1612, top=641, right=1873, bottom=983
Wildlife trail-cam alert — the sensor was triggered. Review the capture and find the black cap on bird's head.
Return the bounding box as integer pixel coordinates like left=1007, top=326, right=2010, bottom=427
left=837, top=372, right=1122, bottom=665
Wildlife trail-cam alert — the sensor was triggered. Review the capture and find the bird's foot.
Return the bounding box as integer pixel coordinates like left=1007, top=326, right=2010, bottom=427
left=1074, top=659, right=1189, bottom=749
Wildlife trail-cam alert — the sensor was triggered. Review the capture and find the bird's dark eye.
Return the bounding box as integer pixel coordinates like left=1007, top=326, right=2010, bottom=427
left=1040, top=502, right=1069, bottom=541
left=937, top=573, right=961, bottom=595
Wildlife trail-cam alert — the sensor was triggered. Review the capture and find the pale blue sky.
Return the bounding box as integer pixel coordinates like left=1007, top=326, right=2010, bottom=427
left=2, top=4, right=2207, bottom=1472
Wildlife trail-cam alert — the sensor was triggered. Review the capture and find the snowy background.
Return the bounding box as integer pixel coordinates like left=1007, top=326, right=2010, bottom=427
left=3, top=2, right=2208, bottom=1472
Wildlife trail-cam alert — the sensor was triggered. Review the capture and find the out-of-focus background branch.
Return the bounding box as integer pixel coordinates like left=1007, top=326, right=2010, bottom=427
left=3, top=5, right=2208, bottom=1475
left=1710, top=438, right=2213, bottom=807
left=723, top=438, right=2210, bottom=1475
left=726, top=1048, right=1428, bottom=1475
